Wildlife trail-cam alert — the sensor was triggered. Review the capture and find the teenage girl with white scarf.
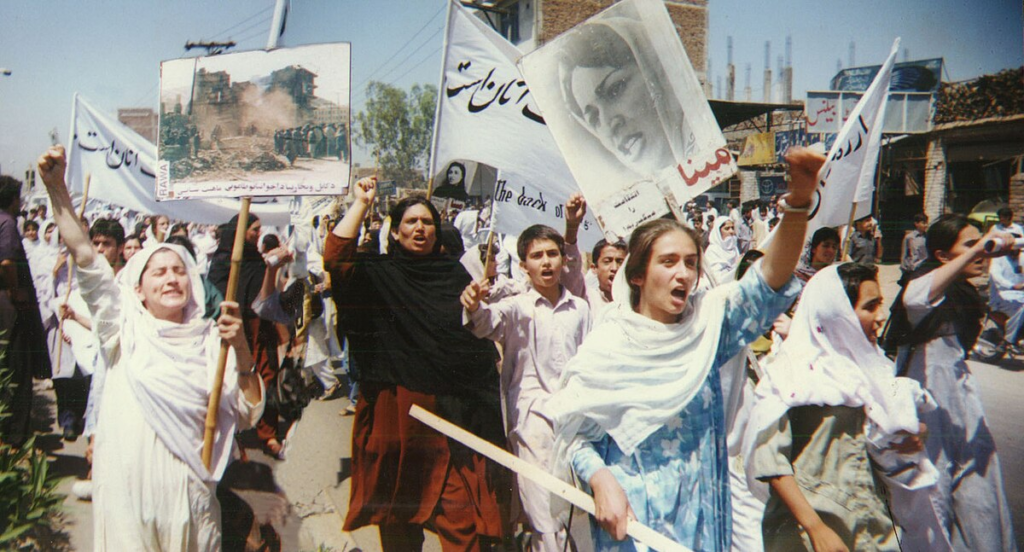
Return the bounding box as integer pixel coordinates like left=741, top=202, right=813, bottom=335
left=547, top=148, right=822, bottom=552
left=704, top=217, right=741, bottom=285
left=38, top=146, right=264, bottom=551
left=744, top=263, right=937, bottom=551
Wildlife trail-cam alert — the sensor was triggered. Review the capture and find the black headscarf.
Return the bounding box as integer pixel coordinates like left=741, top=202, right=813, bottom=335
left=883, top=260, right=985, bottom=356
left=335, top=236, right=501, bottom=442
left=208, top=213, right=265, bottom=319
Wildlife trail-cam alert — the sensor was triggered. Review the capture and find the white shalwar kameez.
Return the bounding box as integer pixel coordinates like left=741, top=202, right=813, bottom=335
left=78, top=245, right=263, bottom=552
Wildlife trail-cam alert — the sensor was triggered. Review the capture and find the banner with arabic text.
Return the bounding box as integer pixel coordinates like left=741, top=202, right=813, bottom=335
left=429, top=0, right=601, bottom=246
left=66, top=94, right=293, bottom=225
left=803, top=38, right=900, bottom=236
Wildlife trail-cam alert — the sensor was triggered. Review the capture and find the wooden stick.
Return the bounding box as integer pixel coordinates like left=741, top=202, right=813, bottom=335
left=481, top=230, right=496, bottom=279
left=55, top=173, right=91, bottom=366
left=842, top=201, right=859, bottom=260
left=408, top=405, right=692, bottom=552
left=202, top=197, right=252, bottom=470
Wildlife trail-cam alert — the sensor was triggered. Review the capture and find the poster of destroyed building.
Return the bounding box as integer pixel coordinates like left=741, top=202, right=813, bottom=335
left=157, top=42, right=351, bottom=199
left=518, top=0, right=735, bottom=239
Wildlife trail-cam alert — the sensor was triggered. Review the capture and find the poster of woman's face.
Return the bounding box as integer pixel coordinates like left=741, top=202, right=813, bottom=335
left=446, top=162, right=465, bottom=187
left=519, top=0, right=735, bottom=239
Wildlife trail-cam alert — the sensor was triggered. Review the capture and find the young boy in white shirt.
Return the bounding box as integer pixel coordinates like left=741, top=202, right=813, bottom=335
left=461, top=194, right=590, bottom=552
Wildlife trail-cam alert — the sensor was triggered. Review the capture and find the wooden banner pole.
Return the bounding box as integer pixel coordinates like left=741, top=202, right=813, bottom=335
left=481, top=230, right=496, bottom=279
left=202, top=197, right=252, bottom=470
left=842, top=201, right=859, bottom=260
left=409, top=405, right=692, bottom=552
left=55, top=173, right=91, bottom=366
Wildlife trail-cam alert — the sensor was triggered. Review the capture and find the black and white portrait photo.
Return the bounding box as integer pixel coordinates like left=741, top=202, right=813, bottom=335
left=520, top=0, right=734, bottom=238
left=432, top=160, right=470, bottom=201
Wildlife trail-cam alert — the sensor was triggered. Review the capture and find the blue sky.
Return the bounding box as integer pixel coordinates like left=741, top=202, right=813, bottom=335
left=1, top=0, right=1021, bottom=181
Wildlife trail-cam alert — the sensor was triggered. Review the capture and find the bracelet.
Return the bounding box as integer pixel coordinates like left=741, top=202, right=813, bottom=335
left=778, top=197, right=812, bottom=214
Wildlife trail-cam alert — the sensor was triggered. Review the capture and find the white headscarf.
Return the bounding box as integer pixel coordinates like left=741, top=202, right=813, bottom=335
left=742, top=264, right=933, bottom=497
left=549, top=249, right=731, bottom=479
left=704, top=217, right=740, bottom=284
left=115, top=244, right=245, bottom=482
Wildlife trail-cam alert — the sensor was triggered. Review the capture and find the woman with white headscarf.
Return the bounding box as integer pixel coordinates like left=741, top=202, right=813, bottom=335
left=704, top=217, right=741, bottom=285
left=546, top=148, right=821, bottom=552
left=743, top=263, right=938, bottom=551
left=38, top=146, right=264, bottom=552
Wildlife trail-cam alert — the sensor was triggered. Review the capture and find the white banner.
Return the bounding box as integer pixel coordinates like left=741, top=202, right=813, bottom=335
left=429, top=0, right=601, bottom=247
left=804, top=38, right=900, bottom=234
left=518, top=0, right=735, bottom=239
left=66, top=93, right=293, bottom=226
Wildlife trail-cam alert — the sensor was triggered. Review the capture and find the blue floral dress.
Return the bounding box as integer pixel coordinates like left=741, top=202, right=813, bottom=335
left=571, top=267, right=800, bottom=551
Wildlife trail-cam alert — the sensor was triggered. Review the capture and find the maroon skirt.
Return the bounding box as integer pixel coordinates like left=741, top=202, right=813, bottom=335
left=343, top=383, right=508, bottom=538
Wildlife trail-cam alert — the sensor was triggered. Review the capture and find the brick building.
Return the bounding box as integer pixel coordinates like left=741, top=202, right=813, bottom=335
left=118, top=108, right=158, bottom=144
left=470, top=0, right=707, bottom=79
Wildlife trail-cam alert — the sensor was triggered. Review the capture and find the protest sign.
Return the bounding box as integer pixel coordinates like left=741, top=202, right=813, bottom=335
left=158, top=43, right=351, bottom=199
left=491, top=169, right=601, bottom=244
left=737, top=132, right=776, bottom=166
left=66, top=93, right=292, bottom=226
left=429, top=0, right=601, bottom=246
left=804, top=38, right=900, bottom=235
left=518, top=0, right=735, bottom=239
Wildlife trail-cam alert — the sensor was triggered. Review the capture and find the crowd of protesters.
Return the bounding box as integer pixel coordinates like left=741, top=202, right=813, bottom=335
left=273, top=123, right=349, bottom=166
left=0, top=145, right=1014, bottom=551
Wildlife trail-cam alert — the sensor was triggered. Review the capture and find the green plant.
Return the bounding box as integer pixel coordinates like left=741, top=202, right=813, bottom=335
left=0, top=364, right=66, bottom=548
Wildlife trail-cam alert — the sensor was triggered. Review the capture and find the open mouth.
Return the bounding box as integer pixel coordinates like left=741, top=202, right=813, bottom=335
left=670, top=288, right=688, bottom=302
left=540, top=268, right=555, bottom=278
left=618, top=133, right=643, bottom=159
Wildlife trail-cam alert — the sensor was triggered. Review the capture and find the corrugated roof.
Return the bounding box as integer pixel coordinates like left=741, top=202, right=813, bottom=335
left=709, top=99, right=804, bottom=129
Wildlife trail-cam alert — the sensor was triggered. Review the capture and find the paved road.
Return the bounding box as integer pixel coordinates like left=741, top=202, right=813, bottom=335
left=967, top=358, right=1024, bottom=548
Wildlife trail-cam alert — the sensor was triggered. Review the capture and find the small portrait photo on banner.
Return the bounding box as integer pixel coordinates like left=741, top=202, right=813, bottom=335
left=519, top=0, right=735, bottom=238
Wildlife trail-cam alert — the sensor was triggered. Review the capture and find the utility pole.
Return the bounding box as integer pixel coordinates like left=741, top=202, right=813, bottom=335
left=184, top=41, right=236, bottom=56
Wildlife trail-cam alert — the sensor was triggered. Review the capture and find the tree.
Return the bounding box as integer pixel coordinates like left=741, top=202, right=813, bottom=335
left=355, top=81, right=437, bottom=186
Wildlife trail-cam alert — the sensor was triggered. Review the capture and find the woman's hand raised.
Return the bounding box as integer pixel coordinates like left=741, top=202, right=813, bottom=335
left=783, top=147, right=825, bottom=208
left=353, top=176, right=377, bottom=206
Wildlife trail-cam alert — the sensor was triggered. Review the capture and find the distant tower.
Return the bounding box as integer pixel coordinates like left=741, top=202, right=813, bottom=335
left=744, top=62, right=752, bottom=101
left=783, top=35, right=793, bottom=103
left=717, top=76, right=723, bottom=100
left=775, top=54, right=784, bottom=104
left=903, top=47, right=910, bottom=62
left=726, top=36, right=735, bottom=101
left=836, top=58, right=843, bottom=74
left=763, top=41, right=772, bottom=103
left=705, top=56, right=713, bottom=97
left=849, top=40, right=856, bottom=68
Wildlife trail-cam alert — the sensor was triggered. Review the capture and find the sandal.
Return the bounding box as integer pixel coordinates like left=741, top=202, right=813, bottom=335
left=265, top=439, right=285, bottom=460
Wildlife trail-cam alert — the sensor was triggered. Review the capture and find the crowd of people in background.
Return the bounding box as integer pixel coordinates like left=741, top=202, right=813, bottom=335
left=0, top=145, right=1015, bottom=551
left=273, top=123, right=349, bottom=166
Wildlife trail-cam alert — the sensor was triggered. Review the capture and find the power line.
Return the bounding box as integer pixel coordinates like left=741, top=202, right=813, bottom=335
left=210, top=5, right=275, bottom=41
left=351, top=3, right=446, bottom=92
left=351, top=45, right=442, bottom=107
left=224, top=15, right=274, bottom=43
left=385, top=45, right=443, bottom=88
left=233, top=23, right=275, bottom=47
left=129, top=81, right=160, bottom=108
left=356, top=24, right=443, bottom=96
